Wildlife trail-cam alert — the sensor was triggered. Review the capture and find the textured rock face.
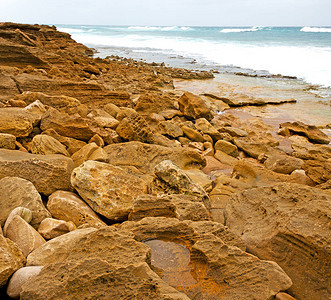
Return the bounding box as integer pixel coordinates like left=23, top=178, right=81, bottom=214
left=0, top=177, right=51, bottom=228
left=47, top=191, right=106, bottom=227
left=40, top=108, right=94, bottom=141
left=225, top=183, right=331, bottom=299
left=134, top=93, right=177, bottom=114
left=0, top=234, right=25, bottom=288
left=280, top=121, right=330, bottom=144
left=264, top=153, right=303, bottom=174
left=71, top=160, right=149, bottom=221
left=0, top=150, right=74, bottom=195
left=4, top=215, right=46, bottom=256
left=214, top=140, right=239, bottom=157
left=0, top=133, right=16, bottom=150
left=71, top=142, right=108, bottom=167
left=38, top=218, right=75, bottom=240
left=120, top=217, right=292, bottom=300
left=31, top=134, right=69, bottom=156
left=104, top=141, right=206, bottom=174
left=178, top=92, right=213, bottom=121
left=0, top=108, right=34, bottom=137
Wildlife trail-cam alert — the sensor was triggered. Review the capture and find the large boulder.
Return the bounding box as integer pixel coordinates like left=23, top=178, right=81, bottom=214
left=225, top=183, right=331, bottom=299
left=120, top=217, right=292, bottom=300
left=178, top=92, right=213, bottom=121
left=0, top=234, right=25, bottom=288
left=0, top=133, right=16, bottom=150
left=0, top=149, right=74, bottom=195
left=0, top=177, right=51, bottom=228
left=47, top=191, right=106, bottom=228
left=71, top=160, right=149, bottom=221
left=104, top=141, right=206, bottom=174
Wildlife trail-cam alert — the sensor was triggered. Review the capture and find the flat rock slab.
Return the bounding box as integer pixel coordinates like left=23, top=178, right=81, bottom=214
left=71, top=160, right=149, bottom=221
left=0, top=149, right=74, bottom=196
left=225, top=183, right=331, bottom=300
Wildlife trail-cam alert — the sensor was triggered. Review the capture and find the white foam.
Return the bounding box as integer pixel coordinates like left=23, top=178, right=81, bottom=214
left=58, top=27, right=85, bottom=33
left=127, top=26, right=192, bottom=31
left=300, top=27, right=331, bottom=33
left=221, top=26, right=262, bottom=33
left=72, top=33, right=331, bottom=87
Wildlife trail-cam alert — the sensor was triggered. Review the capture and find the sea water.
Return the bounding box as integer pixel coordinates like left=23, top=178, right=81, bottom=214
left=57, top=25, right=331, bottom=88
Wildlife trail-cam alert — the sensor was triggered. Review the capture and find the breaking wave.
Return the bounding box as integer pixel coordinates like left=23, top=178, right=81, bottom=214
left=300, top=27, right=331, bottom=33
left=220, top=26, right=262, bottom=33
left=127, top=26, right=192, bottom=31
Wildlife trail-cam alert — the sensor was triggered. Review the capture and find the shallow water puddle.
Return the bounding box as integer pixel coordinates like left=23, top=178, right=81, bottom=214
left=144, top=239, right=224, bottom=299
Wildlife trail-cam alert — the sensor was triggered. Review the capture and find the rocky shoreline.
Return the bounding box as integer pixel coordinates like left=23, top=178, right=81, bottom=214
left=0, top=22, right=330, bottom=300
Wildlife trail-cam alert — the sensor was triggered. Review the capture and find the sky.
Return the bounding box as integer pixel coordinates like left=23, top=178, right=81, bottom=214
left=0, top=0, right=330, bottom=26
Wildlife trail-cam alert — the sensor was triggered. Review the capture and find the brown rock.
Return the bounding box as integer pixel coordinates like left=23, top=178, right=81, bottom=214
left=116, top=111, right=154, bottom=143
left=104, top=141, right=206, bottom=174
left=214, top=150, right=239, bottom=166
left=275, top=292, right=297, bottom=300
left=4, top=215, right=46, bottom=256
left=302, top=159, right=331, bottom=184
left=103, top=103, right=120, bottom=118
left=183, top=169, right=213, bottom=192
left=0, top=133, right=16, bottom=149
left=0, top=149, right=74, bottom=195
left=178, top=92, right=213, bottom=121
left=159, top=120, right=183, bottom=138
left=214, top=140, right=239, bottom=157
left=195, top=118, right=222, bottom=141
left=71, top=142, right=104, bottom=167
left=7, top=266, right=43, bottom=299
left=71, top=160, right=149, bottom=221
left=88, top=134, right=104, bottom=147
left=0, top=234, right=25, bottom=288
left=40, top=108, right=94, bottom=141
left=264, top=153, right=304, bottom=174
left=290, top=136, right=331, bottom=160
left=47, top=191, right=106, bottom=227
left=87, top=109, right=119, bottom=129
left=38, top=218, right=75, bottom=240
left=234, top=138, right=272, bottom=158
left=134, top=93, right=177, bottom=114
left=31, top=134, right=69, bottom=156
left=280, top=121, right=330, bottom=144
left=225, top=183, right=331, bottom=299
left=219, top=126, right=248, bottom=137
left=0, top=177, right=50, bottom=228
left=181, top=125, right=204, bottom=142
left=3, top=207, right=33, bottom=236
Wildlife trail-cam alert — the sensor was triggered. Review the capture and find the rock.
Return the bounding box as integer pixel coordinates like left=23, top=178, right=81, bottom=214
left=0, top=150, right=74, bottom=195
left=264, top=153, right=304, bottom=174
left=40, top=108, right=94, bottom=141
left=214, top=140, right=239, bottom=157
left=120, top=217, right=292, bottom=299
left=234, top=138, right=272, bottom=159
left=280, top=121, right=330, bottom=144
left=116, top=111, right=154, bottom=143
left=219, top=126, right=248, bottom=137
left=0, top=234, right=25, bottom=288
left=232, top=160, right=314, bottom=187
left=178, top=92, right=213, bottom=121
left=183, top=169, right=213, bottom=192
left=0, top=177, right=50, bottom=228
left=71, top=160, right=149, bottom=221
left=0, top=107, right=34, bottom=137
left=159, top=121, right=183, bottom=138
left=275, top=292, right=297, bottom=300
left=195, top=118, right=222, bottom=141
left=3, top=207, right=33, bottom=236
left=87, top=109, right=119, bottom=129
left=88, top=134, right=104, bottom=147
left=47, top=191, right=106, bottom=227
left=71, top=142, right=108, bottom=167
left=0, top=133, right=16, bottom=149
left=4, top=215, right=46, bottom=256
left=38, top=218, right=75, bottom=240
left=21, top=260, right=188, bottom=300
left=7, top=266, right=43, bottom=299
left=103, top=103, right=120, bottom=118
left=154, top=160, right=209, bottom=204
left=134, top=93, right=177, bottom=114
left=104, top=141, right=206, bottom=174
left=22, top=100, right=47, bottom=116
left=129, top=194, right=211, bottom=222
left=302, top=159, right=331, bottom=184
left=214, top=150, right=239, bottom=166
left=290, top=136, right=331, bottom=160
left=42, top=129, right=86, bottom=155
left=31, top=134, right=69, bottom=156
left=181, top=125, right=204, bottom=142
left=225, top=183, right=331, bottom=299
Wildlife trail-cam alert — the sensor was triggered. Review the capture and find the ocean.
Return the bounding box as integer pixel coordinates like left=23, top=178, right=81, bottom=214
left=57, top=25, right=331, bottom=88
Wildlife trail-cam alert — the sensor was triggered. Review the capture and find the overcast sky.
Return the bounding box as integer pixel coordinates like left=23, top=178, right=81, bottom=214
left=0, top=0, right=330, bottom=26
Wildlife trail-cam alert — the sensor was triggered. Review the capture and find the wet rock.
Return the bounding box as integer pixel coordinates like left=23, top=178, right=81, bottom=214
left=40, top=108, right=94, bottom=141
left=116, top=111, right=154, bottom=143
left=47, top=191, right=106, bottom=227
left=31, top=134, right=69, bottom=156
left=7, top=266, right=43, bottom=299
left=71, top=160, right=149, bottom=221
left=0, top=150, right=74, bottom=195
left=0, top=133, right=16, bottom=149
left=178, top=92, right=213, bottom=121
left=0, top=177, right=50, bottom=228
left=154, top=160, right=209, bottom=203
left=0, top=234, right=25, bottom=288
left=225, top=183, right=331, bottom=299
left=104, top=141, right=206, bottom=174
left=214, top=140, right=239, bottom=157
left=38, top=218, right=75, bottom=240
left=4, top=215, right=46, bottom=256
left=120, top=217, right=292, bottom=299
left=280, top=121, right=330, bottom=144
